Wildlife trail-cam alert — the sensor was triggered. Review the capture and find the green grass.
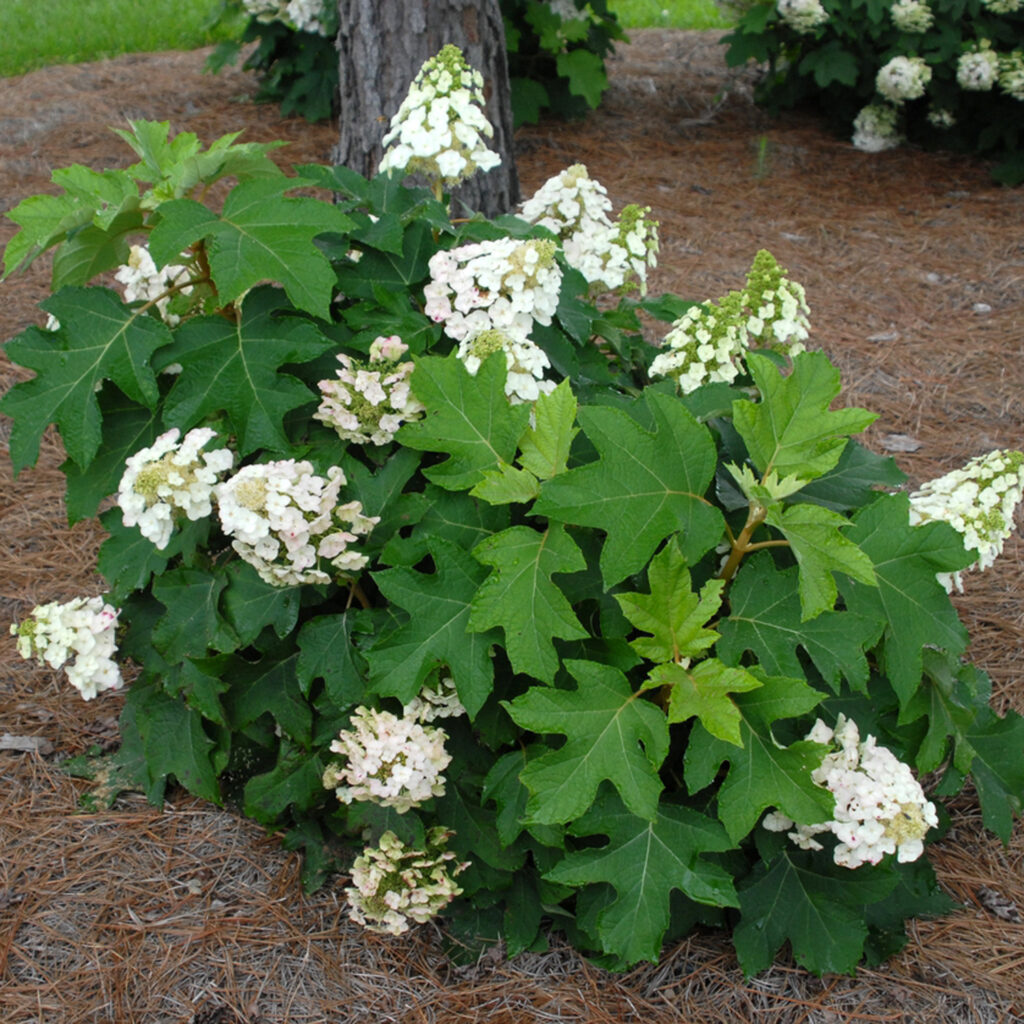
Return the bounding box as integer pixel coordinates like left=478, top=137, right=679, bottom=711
left=0, top=0, right=244, bottom=77
left=0, top=0, right=730, bottom=78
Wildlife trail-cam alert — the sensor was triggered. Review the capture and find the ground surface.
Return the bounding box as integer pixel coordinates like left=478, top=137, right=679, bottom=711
left=1, top=30, right=1023, bottom=1024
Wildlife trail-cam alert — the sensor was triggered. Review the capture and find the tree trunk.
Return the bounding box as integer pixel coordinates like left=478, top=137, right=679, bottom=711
left=334, top=0, right=519, bottom=217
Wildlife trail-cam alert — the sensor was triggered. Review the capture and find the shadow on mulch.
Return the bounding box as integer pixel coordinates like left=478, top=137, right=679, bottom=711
left=1, top=30, right=1023, bottom=1024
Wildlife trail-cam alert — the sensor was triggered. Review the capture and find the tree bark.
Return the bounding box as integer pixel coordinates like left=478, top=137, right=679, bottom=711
left=334, top=0, right=519, bottom=217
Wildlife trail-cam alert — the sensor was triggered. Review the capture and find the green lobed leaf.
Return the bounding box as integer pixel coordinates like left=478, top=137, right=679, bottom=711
left=296, top=611, right=370, bottom=710
left=152, top=567, right=238, bottom=661
left=469, top=523, right=588, bottom=684
left=243, top=740, right=325, bottom=826
left=520, top=377, right=579, bottom=479
left=534, top=390, right=724, bottom=588
left=733, top=352, right=877, bottom=483
left=1, top=287, right=171, bottom=472
left=717, top=553, right=883, bottom=695
left=397, top=353, right=532, bottom=492
left=470, top=463, right=540, bottom=505
left=222, top=646, right=313, bottom=748
left=51, top=208, right=145, bottom=289
left=684, top=670, right=833, bottom=843
left=503, top=659, right=669, bottom=825
left=221, top=561, right=301, bottom=647
left=544, top=789, right=739, bottom=965
left=482, top=744, right=563, bottom=849
left=555, top=48, right=608, bottom=108
left=614, top=537, right=724, bottom=664
left=97, top=509, right=171, bottom=603
left=964, top=708, right=1024, bottom=843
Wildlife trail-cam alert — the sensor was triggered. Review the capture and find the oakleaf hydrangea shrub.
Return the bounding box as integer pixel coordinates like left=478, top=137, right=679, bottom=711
left=207, top=0, right=626, bottom=126
left=721, top=0, right=1024, bottom=184
left=5, top=47, right=1024, bottom=977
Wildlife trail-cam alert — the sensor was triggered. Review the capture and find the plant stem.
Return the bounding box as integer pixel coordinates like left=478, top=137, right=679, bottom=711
left=717, top=499, right=768, bottom=583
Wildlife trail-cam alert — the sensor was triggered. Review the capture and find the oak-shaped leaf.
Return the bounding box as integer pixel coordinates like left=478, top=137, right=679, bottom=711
left=717, top=553, right=882, bottom=695
left=296, top=611, right=370, bottom=710
left=534, top=389, right=724, bottom=587
left=544, top=789, right=738, bottom=965
left=1, top=286, right=171, bottom=473
left=684, top=670, right=833, bottom=843
left=397, top=354, right=532, bottom=492
left=614, top=537, right=724, bottom=664
left=469, top=523, right=587, bottom=683
left=156, top=287, right=335, bottom=457
left=221, top=560, right=301, bottom=648
left=733, top=352, right=876, bottom=482
left=151, top=567, right=238, bottom=661
left=367, top=536, right=500, bottom=718
left=502, top=659, right=669, bottom=825
left=148, top=177, right=353, bottom=320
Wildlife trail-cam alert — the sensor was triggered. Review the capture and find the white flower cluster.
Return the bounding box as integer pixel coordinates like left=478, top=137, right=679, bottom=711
left=345, top=828, right=466, bottom=935
left=889, top=0, right=934, bottom=32
left=378, top=44, right=501, bottom=190
left=424, top=237, right=562, bottom=403
left=314, top=335, right=425, bottom=446
left=240, top=0, right=333, bottom=35
left=999, top=50, right=1024, bottom=101
left=216, top=461, right=378, bottom=587
left=957, top=42, right=1001, bottom=91
left=11, top=597, right=122, bottom=701
left=908, top=449, right=1024, bottom=592
left=322, top=706, right=452, bottom=813
left=776, top=0, right=829, bottom=33
left=763, top=715, right=938, bottom=869
left=876, top=55, right=933, bottom=103
left=650, top=250, right=809, bottom=393
left=118, top=428, right=235, bottom=550
left=518, top=165, right=659, bottom=295
left=981, top=0, right=1021, bottom=12
left=851, top=102, right=904, bottom=152
left=114, top=244, right=193, bottom=326
left=404, top=676, right=466, bottom=723
left=927, top=105, right=957, bottom=128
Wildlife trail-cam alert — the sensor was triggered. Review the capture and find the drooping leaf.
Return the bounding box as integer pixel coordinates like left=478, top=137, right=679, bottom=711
left=796, top=439, right=907, bottom=512
left=733, top=352, right=877, bottom=482
left=964, top=707, right=1024, bottom=843
left=503, top=659, right=669, bottom=825
left=684, top=670, right=832, bottom=843
left=51, top=208, right=145, bottom=289
left=837, top=493, right=974, bottom=707
left=367, top=536, right=500, bottom=718
left=763, top=501, right=876, bottom=621
left=148, top=177, right=353, bottom=319
left=157, top=287, right=335, bottom=456
left=718, top=553, right=882, bottom=695
left=544, top=789, right=738, bottom=965
left=469, top=523, right=587, bottom=683
left=614, top=537, right=724, bottom=664
left=243, top=740, right=325, bottom=825
left=534, top=390, right=724, bottom=587
left=397, top=354, right=531, bottom=491
left=1, top=287, right=171, bottom=472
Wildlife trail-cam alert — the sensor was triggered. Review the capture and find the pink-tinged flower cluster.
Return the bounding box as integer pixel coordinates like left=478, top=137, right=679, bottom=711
left=345, top=828, right=467, bottom=935
left=118, top=428, right=235, bottom=550
left=403, top=676, right=466, bottom=723
left=216, top=460, right=377, bottom=587
left=315, top=336, right=424, bottom=445
left=763, top=715, right=938, bottom=869
left=322, top=705, right=452, bottom=813
left=11, top=596, right=122, bottom=701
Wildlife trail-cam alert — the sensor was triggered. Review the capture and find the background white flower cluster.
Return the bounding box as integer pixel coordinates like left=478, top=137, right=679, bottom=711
left=378, top=43, right=501, bottom=190
left=518, top=163, right=659, bottom=295
left=345, top=828, right=466, bottom=935
left=764, top=715, right=939, bottom=869
left=909, top=448, right=1024, bottom=592
left=240, top=0, right=333, bottom=35
left=776, top=0, right=829, bottom=33
left=314, top=335, right=425, bottom=446
left=11, top=597, right=122, bottom=701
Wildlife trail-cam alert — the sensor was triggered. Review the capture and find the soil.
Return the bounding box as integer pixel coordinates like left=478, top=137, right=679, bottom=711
left=1, top=31, right=1023, bottom=1024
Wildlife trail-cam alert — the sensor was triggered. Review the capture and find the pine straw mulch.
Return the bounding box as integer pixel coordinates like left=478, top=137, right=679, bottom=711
left=1, top=29, right=1023, bottom=1024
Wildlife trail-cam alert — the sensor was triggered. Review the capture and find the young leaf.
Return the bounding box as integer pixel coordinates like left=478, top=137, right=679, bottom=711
left=534, top=390, right=724, bottom=587
left=470, top=463, right=540, bottom=505
left=717, top=553, right=882, bottom=694
left=763, top=501, right=875, bottom=621
left=397, top=354, right=532, bottom=491
left=518, top=378, right=578, bottom=480
left=469, top=523, right=588, bottom=684
left=614, top=538, right=724, bottom=664
left=367, top=536, right=500, bottom=718
left=148, top=178, right=353, bottom=320
left=684, top=670, right=833, bottom=843
left=733, top=352, right=877, bottom=482
left=503, top=659, right=669, bottom=825
left=1, top=287, right=171, bottom=473
left=158, top=287, right=335, bottom=456
left=544, top=790, right=739, bottom=965
left=837, top=493, right=973, bottom=707
left=644, top=659, right=763, bottom=747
